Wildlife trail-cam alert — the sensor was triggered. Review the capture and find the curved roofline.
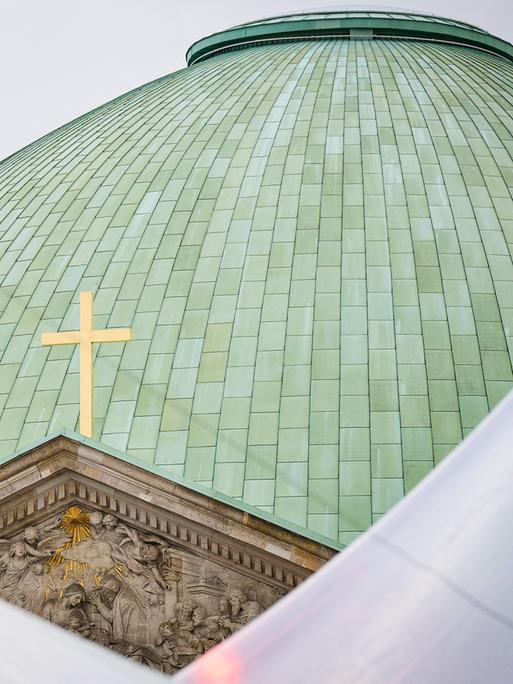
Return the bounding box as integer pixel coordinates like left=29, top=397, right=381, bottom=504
left=186, top=9, right=513, bottom=65
left=231, top=8, right=491, bottom=35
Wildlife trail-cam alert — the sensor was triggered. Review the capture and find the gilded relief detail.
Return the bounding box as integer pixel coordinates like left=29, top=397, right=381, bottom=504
left=0, top=506, right=275, bottom=674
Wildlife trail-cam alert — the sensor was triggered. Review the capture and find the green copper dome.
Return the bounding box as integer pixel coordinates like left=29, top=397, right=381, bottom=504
left=1, top=11, right=513, bottom=545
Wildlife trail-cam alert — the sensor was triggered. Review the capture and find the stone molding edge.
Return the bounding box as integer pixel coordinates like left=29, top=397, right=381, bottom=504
left=0, top=435, right=337, bottom=587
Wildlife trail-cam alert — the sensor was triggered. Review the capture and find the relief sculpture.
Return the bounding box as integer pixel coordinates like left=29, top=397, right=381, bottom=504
left=0, top=506, right=278, bottom=673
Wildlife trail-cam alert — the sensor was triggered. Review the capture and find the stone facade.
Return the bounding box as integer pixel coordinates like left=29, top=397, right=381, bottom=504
left=0, top=434, right=336, bottom=673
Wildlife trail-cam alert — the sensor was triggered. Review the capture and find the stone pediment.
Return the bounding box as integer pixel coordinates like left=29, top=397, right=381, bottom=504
left=0, top=433, right=336, bottom=674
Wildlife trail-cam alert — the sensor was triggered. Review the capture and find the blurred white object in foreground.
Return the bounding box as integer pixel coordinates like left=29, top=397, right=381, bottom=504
left=174, top=389, right=513, bottom=684
left=0, top=597, right=167, bottom=683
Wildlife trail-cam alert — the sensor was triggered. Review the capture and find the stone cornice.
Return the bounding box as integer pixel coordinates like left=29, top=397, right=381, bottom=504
left=0, top=435, right=337, bottom=589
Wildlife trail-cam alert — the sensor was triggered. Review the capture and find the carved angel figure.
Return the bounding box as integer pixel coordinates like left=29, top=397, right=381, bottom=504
left=21, top=514, right=66, bottom=555
left=0, top=517, right=70, bottom=608
left=0, top=534, right=53, bottom=564
left=0, top=542, right=33, bottom=605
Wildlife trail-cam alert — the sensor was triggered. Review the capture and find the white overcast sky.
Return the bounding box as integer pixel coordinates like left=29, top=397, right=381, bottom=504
left=1, top=0, right=512, bottom=161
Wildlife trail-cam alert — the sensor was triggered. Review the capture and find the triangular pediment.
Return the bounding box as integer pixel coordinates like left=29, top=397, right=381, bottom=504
left=0, top=433, right=335, bottom=674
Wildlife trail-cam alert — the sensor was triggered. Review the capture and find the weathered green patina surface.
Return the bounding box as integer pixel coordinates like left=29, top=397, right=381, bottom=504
left=0, top=12, right=512, bottom=544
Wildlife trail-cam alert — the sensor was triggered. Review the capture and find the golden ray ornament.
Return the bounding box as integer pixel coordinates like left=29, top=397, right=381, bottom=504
left=60, top=506, right=91, bottom=542
left=48, top=506, right=91, bottom=581
left=41, top=291, right=132, bottom=438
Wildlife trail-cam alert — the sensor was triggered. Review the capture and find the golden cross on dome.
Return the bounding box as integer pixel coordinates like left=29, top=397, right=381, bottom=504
left=41, top=291, right=131, bottom=439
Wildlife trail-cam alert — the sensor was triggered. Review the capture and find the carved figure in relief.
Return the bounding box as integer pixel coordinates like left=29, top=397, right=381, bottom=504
left=204, top=597, right=231, bottom=645
left=68, top=608, right=92, bottom=638
left=220, top=588, right=246, bottom=634
left=165, top=624, right=201, bottom=670
left=43, top=582, right=91, bottom=634
left=139, top=542, right=171, bottom=593
left=21, top=514, right=65, bottom=554
left=90, top=572, right=150, bottom=645
left=18, top=562, right=52, bottom=615
left=154, top=597, right=207, bottom=672
left=88, top=575, right=121, bottom=645
left=0, top=517, right=66, bottom=608
left=0, top=542, right=36, bottom=605
left=101, top=514, right=135, bottom=551
left=219, top=588, right=264, bottom=634
left=89, top=511, right=103, bottom=536
left=155, top=621, right=180, bottom=674
left=117, top=528, right=171, bottom=601
left=167, top=597, right=196, bottom=631
left=191, top=605, right=218, bottom=652
left=58, top=513, right=130, bottom=575
left=241, top=586, right=264, bottom=622
left=60, top=540, right=114, bottom=574
left=0, top=534, right=53, bottom=565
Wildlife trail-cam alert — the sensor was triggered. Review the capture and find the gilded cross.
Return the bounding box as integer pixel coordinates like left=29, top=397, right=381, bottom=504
left=41, top=291, right=131, bottom=439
